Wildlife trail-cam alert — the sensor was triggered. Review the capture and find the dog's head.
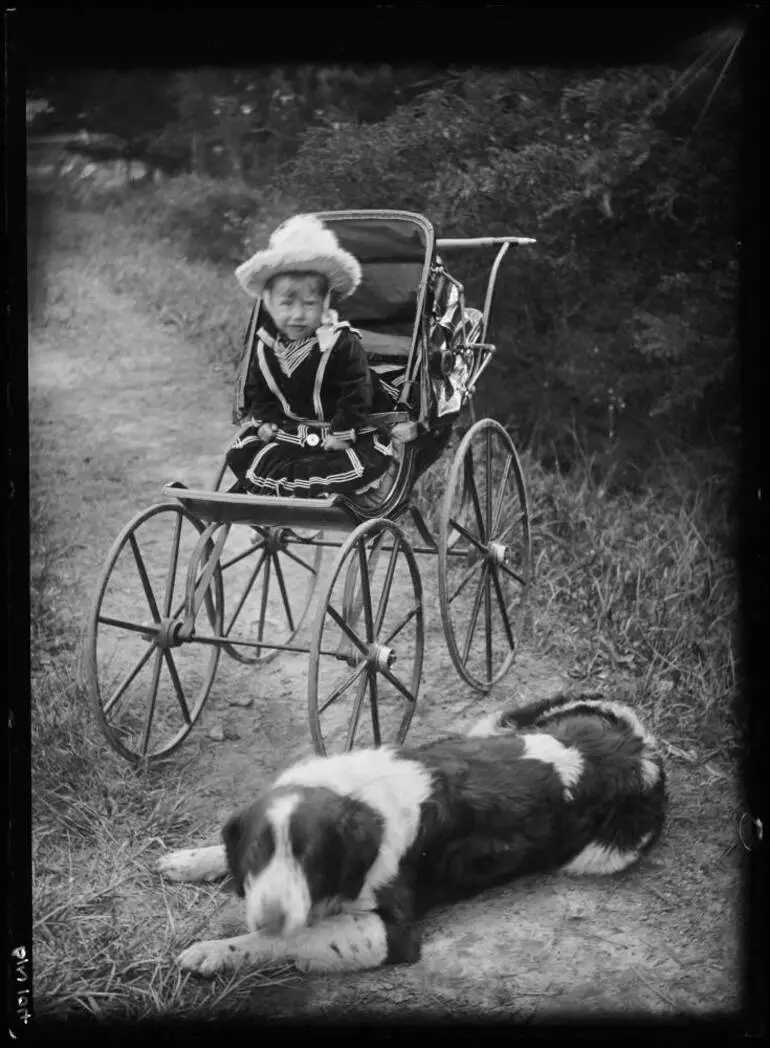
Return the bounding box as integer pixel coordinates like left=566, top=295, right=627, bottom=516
left=222, top=785, right=383, bottom=937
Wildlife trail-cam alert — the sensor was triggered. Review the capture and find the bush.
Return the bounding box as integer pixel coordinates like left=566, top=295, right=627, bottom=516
left=289, top=65, right=740, bottom=462
left=134, top=175, right=264, bottom=266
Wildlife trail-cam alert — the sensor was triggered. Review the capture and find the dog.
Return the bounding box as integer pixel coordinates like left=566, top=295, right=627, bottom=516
left=157, top=693, right=666, bottom=977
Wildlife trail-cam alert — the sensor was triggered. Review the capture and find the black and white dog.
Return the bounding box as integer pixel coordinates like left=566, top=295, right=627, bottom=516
left=157, top=694, right=666, bottom=977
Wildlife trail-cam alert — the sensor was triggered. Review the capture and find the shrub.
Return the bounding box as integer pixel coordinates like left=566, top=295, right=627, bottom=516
left=289, top=65, right=740, bottom=460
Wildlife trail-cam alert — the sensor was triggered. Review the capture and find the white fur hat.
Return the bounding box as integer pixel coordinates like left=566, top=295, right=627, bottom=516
left=235, top=214, right=362, bottom=299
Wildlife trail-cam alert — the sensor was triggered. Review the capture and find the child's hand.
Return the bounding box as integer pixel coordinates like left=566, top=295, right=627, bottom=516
left=322, top=433, right=353, bottom=452
left=258, top=423, right=278, bottom=442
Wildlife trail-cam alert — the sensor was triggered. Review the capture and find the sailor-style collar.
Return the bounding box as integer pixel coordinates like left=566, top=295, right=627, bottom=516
left=257, top=317, right=363, bottom=376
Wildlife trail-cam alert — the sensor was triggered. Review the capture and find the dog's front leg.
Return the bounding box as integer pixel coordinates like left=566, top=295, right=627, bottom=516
left=157, top=845, right=228, bottom=883
left=178, top=932, right=269, bottom=978
left=178, top=912, right=416, bottom=977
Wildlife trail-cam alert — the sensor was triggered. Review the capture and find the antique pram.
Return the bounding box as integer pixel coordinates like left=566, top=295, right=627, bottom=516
left=85, top=210, right=536, bottom=763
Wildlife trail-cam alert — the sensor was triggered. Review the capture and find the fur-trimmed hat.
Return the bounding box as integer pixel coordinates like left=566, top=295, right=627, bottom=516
left=235, top=214, right=362, bottom=299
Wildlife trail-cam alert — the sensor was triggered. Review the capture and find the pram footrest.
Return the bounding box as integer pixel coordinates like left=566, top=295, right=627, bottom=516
left=162, top=484, right=357, bottom=531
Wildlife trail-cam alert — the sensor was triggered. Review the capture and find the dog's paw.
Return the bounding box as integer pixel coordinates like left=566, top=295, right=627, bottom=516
left=156, top=846, right=226, bottom=883
left=178, top=939, right=242, bottom=978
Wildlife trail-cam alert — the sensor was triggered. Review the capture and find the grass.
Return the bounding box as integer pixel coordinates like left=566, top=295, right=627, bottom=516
left=412, top=420, right=741, bottom=753
left=30, top=485, right=297, bottom=1022
left=523, top=437, right=741, bottom=750
left=29, top=183, right=742, bottom=1022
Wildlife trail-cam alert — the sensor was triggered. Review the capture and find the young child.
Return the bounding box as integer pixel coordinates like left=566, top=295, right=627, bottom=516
left=226, top=214, right=396, bottom=499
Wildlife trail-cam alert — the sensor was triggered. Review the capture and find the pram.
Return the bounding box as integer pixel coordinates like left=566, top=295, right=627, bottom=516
left=85, top=210, right=536, bottom=762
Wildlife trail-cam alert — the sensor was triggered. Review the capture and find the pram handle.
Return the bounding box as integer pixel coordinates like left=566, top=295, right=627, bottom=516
left=436, top=236, right=536, bottom=248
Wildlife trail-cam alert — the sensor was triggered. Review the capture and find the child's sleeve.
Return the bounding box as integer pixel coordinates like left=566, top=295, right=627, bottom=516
left=244, top=354, right=285, bottom=428
left=327, top=331, right=374, bottom=442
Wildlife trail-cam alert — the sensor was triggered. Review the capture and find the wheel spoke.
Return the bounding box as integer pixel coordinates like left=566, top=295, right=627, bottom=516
left=98, top=615, right=161, bottom=635
left=465, top=464, right=487, bottom=544
left=381, top=604, right=421, bottom=646
left=162, top=513, right=183, bottom=617
left=224, top=549, right=267, bottom=637
left=373, top=535, right=400, bottom=635
left=449, top=518, right=487, bottom=557
left=161, top=650, right=193, bottom=725
left=445, top=556, right=484, bottom=606
left=140, top=648, right=164, bottom=756
left=272, top=554, right=296, bottom=634
left=257, top=553, right=272, bottom=645
left=325, top=604, right=369, bottom=656
left=357, top=540, right=375, bottom=643
left=368, top=674, right=381, bottom=746
left=461, top=561, right=489, bottom=666
left=490, top=454, right=514, bottom=537
left=493, top=519, right=518, bottom=546
left=490, top=564, right=516, bottom=650
left=484, top=557, right=493, bottom=681
left=282, top=545, right=320, bottom=575
left=498, top=560, right=528, bottom=587
left=102, top=641, right=157, bottom=715
left=380, top=665, right=418, bottom=706
left=129, top=534, right=161, bottom=621
left=220, top=535, right=266, bottom=573
left=318, top=660, right=368, bottom=715
left=345, top=673, right=369, bottom=751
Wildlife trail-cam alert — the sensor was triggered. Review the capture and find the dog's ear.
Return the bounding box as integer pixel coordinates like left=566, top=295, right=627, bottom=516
left=336, top=801, right=382, bottom=899
left=222, top=811, right=248, bottom=897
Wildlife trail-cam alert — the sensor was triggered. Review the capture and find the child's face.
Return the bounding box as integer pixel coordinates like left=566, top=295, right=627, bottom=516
left=264, top=274, right=327, bottom=340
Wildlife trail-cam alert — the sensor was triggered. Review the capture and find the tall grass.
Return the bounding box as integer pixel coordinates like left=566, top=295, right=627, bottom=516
left=524, top=440, right=740, bottom=749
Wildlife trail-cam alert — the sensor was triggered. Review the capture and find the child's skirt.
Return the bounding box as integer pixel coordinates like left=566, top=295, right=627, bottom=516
left=225, top=423, right=395, bottom=499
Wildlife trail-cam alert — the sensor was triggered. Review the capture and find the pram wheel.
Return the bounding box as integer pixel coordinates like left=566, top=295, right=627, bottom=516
left=84, top=503, right=224, bottom=763
left=215, top=524, right=323, bottom=666
left=438, top=418, right=531, bottom=692
left=307, top=518, right=423, bottom=756
left=211, top=458, right=323, bottom=665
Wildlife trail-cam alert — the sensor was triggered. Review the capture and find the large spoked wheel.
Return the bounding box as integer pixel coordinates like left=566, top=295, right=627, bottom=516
left=308, top=518, right=424, bottom=756
left=438, top=418, right=531, bottom=692
left=85, top=503, right=224, bottom=763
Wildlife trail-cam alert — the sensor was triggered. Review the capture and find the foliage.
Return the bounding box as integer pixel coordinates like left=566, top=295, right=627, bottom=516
left=27, top=39, right=742, bottom=461
left=289, top=61, right=740, bottom=455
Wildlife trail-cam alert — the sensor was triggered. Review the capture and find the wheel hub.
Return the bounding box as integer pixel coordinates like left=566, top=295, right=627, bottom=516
left=265, top=527, right=289, bottom=554
left=143, top=617, right=188, bottom=649
left=370, top=643, right=396, bottom=671
left=487, top=541, right=508, bottom=564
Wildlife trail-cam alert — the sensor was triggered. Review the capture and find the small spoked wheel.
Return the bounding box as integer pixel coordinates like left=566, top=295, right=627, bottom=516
left=211, top=455, right=323, bottom=664
left=438, top=418, right=531, bottom=692
left=216, top=524, right=323, bottom=665
left=85, top=502, right=224, bottom=763
left=308, top=518, right=424, bottom=756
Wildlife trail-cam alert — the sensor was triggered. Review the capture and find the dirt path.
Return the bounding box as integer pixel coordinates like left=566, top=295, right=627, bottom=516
left=29, top=244, right=743, bottom=1022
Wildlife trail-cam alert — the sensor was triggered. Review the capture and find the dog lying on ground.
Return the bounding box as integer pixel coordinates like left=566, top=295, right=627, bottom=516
left=157, top=693, right=667, bottom=977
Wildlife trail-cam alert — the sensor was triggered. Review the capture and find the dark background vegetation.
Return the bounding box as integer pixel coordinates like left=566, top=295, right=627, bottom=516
left=24, top=14, right=747, bottom=491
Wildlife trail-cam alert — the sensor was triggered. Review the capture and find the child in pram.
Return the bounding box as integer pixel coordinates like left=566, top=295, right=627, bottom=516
left=226, top=214, right=396, bottom=499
